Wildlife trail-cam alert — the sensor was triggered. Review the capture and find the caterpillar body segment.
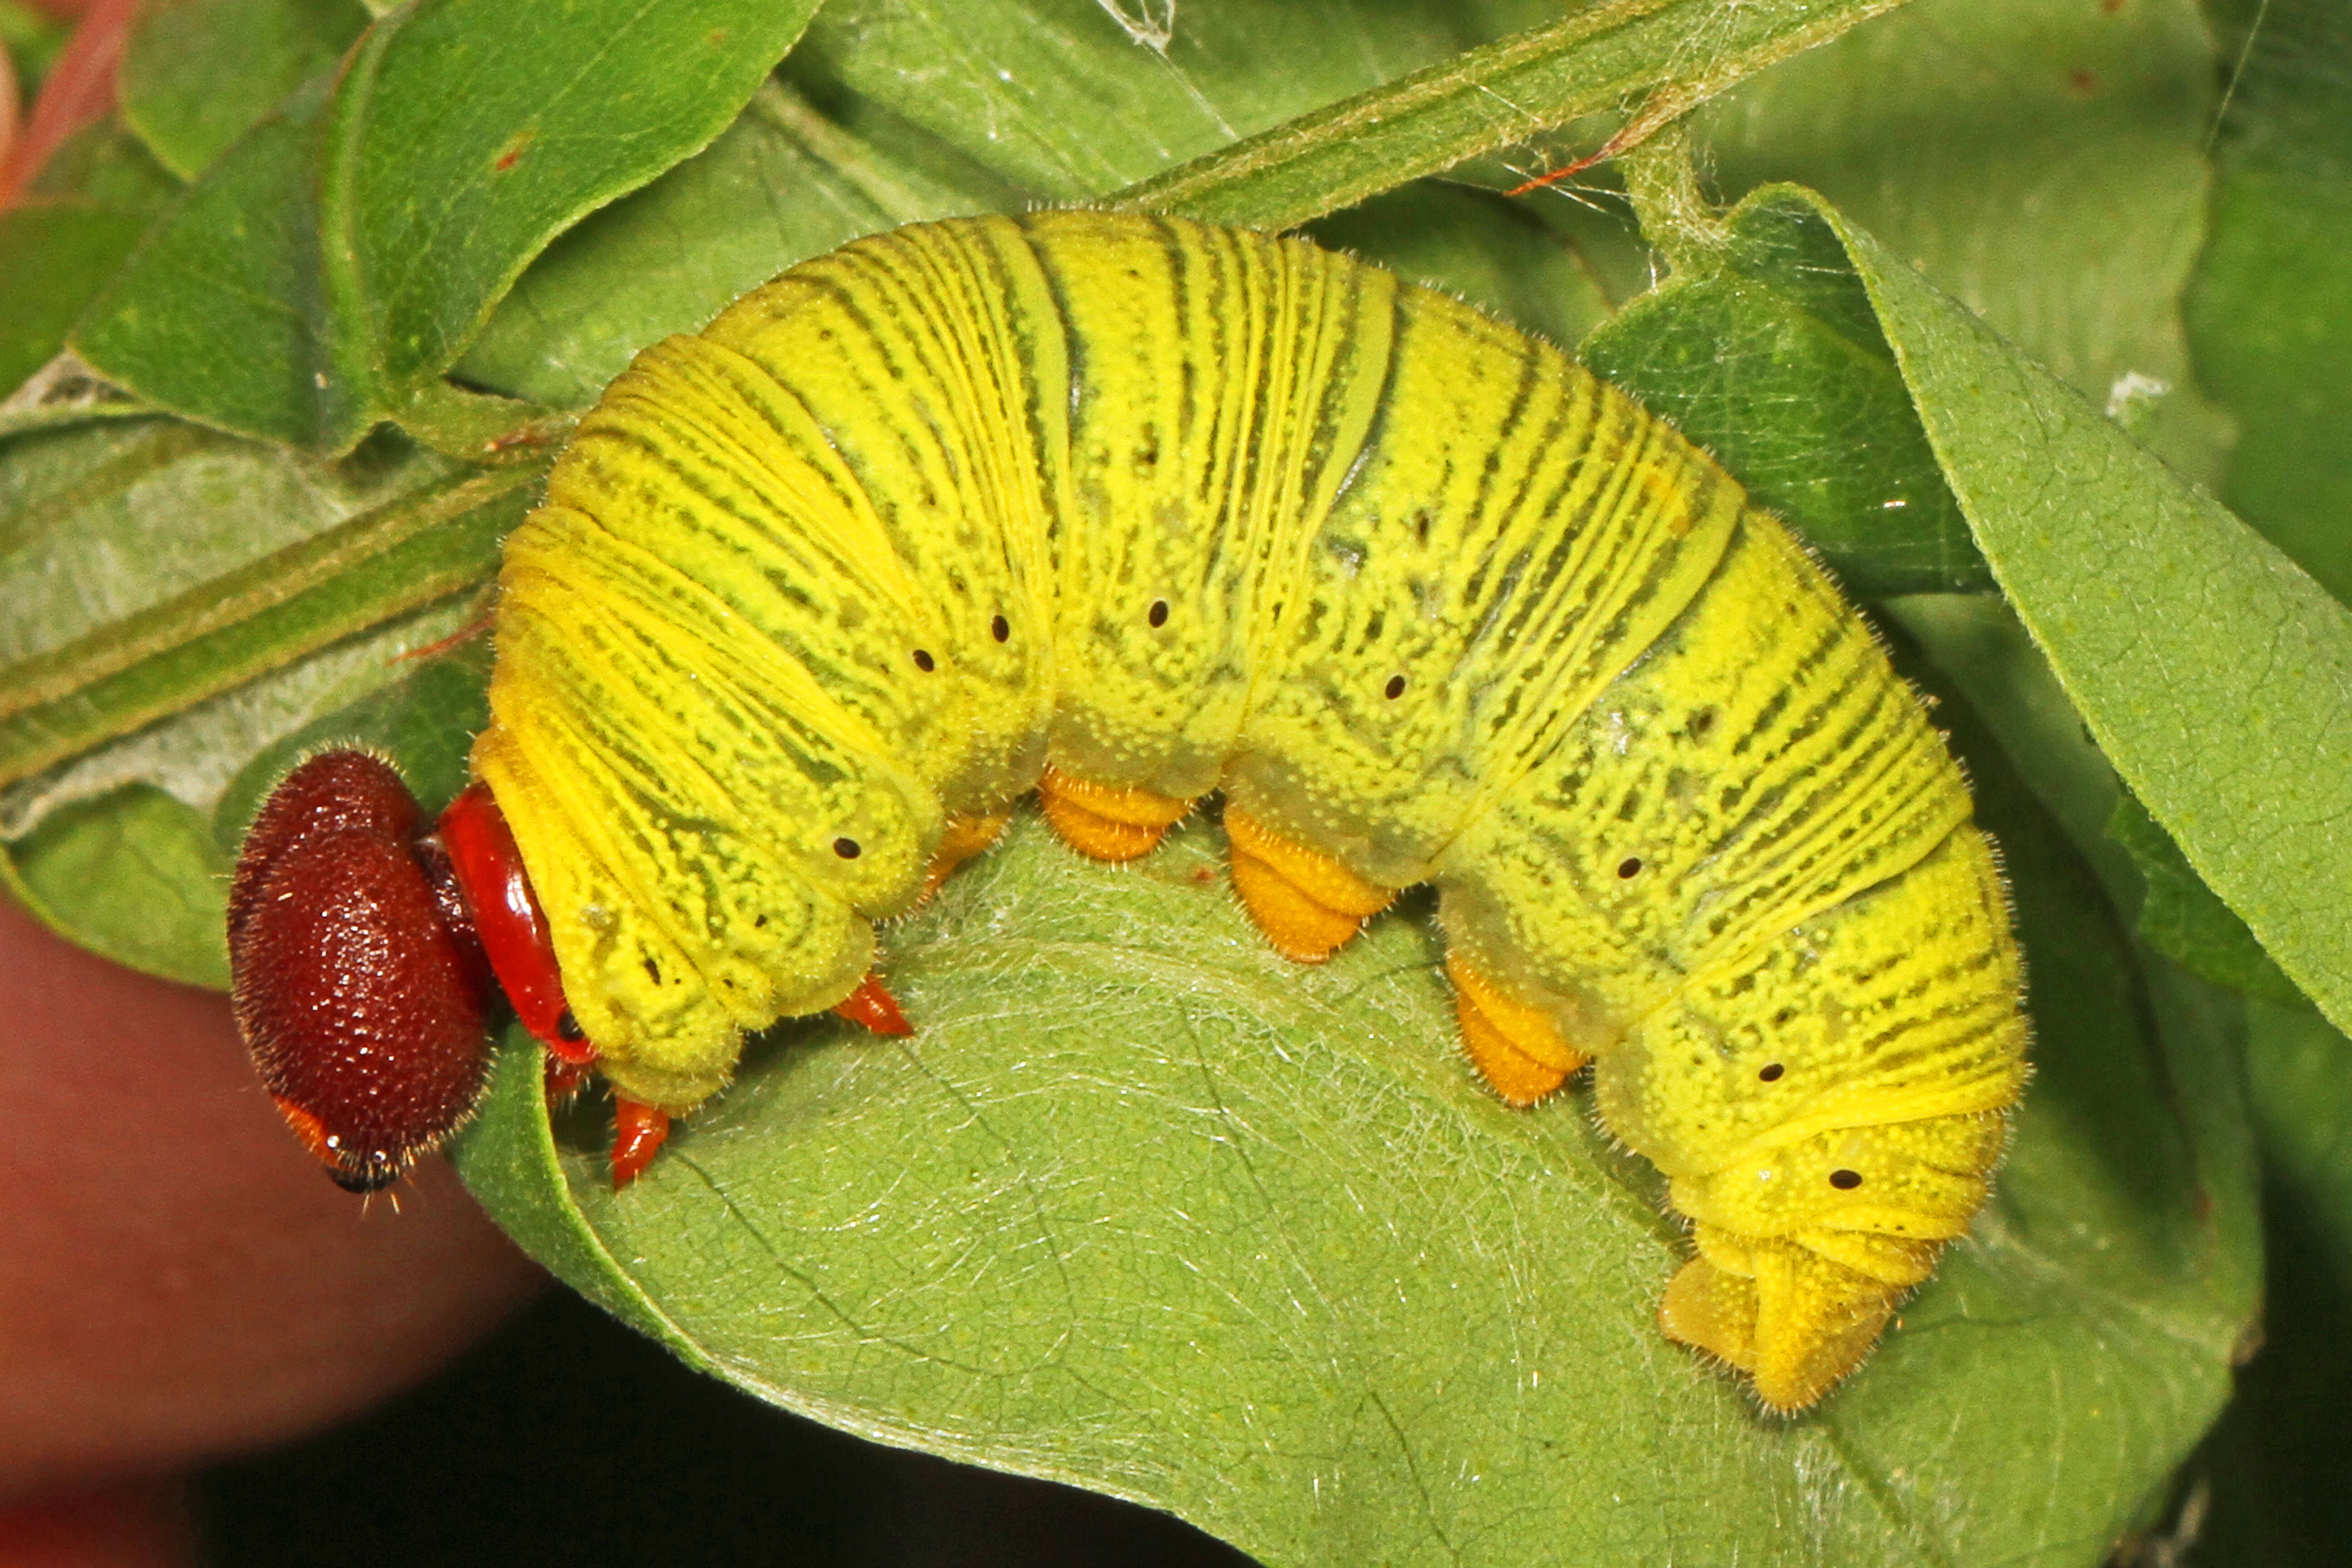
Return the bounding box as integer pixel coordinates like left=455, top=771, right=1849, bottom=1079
left=472, top=211, right=2029, bottom=1410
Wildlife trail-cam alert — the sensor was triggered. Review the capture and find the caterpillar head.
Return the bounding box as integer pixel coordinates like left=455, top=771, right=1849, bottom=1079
left=227, top=752, right=496, bottom=1192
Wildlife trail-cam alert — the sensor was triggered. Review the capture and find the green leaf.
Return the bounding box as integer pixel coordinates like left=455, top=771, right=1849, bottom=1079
left=0, top=417, right=528, bottom=795
left=2245, top=999, right=2352, bottom=1319
left=2192, top=167, right=2352, bottom=603
left=456, top=81, right=1012, bottom=411
left=73, top=78, right=360, bottom=444
left=1113, top=0, right=1912, bottom=227
left=2107, top=795, right=2306, bottom=1007
left=1580, top=190, right=1984, bottom=597
left=118, top=0, right=373, bottom=181
left=328, top=0, right=819, bottom=409
left=2230, top=1020, right=2342, bottom=1250
left=447, top=666, right=2251, bottom=1563
left=1306, top=180, right=1614, bottom=352
left=21, top=118, right=184, bottom=211
left=0, top=204, right=153, bottom=400
left=7, top=783, right=231, bottom=987
left=1699, top=0, right=2231, bottom=486
left=75, top=0, right=820, bottom=451
left=0, top=120, right=182, bottom=402
left=2185, top=0, right=2352, bottom=602
left=211, top=633, right=494, bottom=853
left=790, top=0, right=1558, bottom=201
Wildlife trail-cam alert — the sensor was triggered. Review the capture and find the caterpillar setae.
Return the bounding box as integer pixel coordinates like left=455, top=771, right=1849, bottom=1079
left=229, top=210, right=2030, bottom=1412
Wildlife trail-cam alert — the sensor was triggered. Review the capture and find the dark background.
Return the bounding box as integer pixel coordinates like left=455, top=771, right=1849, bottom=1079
left=194, top=1284, right=1261, bottom=1568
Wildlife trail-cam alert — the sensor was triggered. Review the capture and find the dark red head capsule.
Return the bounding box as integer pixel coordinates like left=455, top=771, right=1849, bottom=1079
left=228, top=752, right=495, bottom=1191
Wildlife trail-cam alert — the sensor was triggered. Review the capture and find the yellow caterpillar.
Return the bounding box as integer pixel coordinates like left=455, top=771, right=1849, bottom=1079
left=474, top=210, right=2030, bottom=1411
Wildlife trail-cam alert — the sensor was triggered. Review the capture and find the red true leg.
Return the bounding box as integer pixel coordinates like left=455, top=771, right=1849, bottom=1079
left=612, top=1099, right=671, bottom=1189
left=832, top=973, right=913, bottom=1036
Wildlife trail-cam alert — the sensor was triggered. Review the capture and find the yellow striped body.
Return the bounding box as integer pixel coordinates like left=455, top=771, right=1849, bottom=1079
left=471, top=211, right=2029, bottom=1411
